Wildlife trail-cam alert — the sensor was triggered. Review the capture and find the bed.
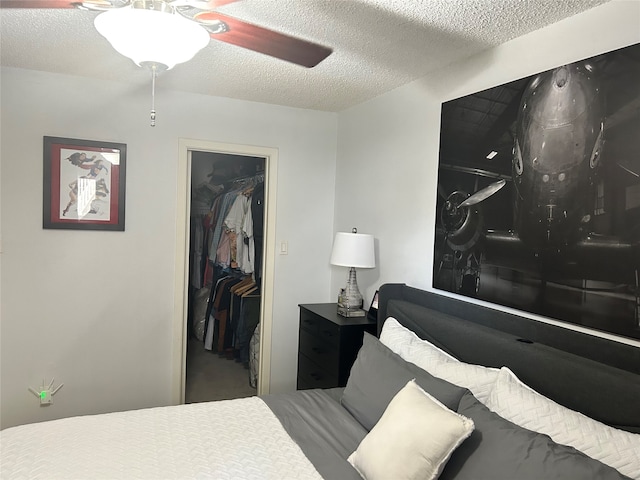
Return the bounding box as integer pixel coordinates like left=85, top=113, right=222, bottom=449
left=2, top=283, right=639, bottom=479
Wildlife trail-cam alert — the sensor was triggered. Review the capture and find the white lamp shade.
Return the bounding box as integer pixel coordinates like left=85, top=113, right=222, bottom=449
left=94, top=7, right=210, bottom=70
left=330, top=232, right=375, bottom=268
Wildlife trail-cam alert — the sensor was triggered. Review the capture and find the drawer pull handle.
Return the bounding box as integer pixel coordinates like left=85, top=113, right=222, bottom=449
left=310, top=373, right=322, bottom=380
left=311, top=347, right=324, bottom=354
left=321, top=330, right=334, bottom=337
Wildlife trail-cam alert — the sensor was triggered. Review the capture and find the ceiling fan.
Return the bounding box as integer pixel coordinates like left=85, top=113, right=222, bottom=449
left=0, top=0, right=333, bottom=68
left=1, top=0, right=332, bottom=125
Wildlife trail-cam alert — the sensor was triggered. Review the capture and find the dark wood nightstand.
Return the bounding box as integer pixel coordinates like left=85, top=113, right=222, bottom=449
left=297, top=303, right=377, bottom=390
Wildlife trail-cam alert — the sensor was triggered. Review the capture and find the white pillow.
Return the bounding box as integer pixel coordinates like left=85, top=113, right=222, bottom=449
left=380, top=317, right=458, bottom=364
left=486, top=367, right=640, bottom=479
left=428, top=362, right=498, bottom=404
left=380, top=317, right=499, bottom=403
left=348, top=379, right=474, bottom=480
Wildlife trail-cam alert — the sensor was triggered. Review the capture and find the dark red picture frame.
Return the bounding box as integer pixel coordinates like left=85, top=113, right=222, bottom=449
left=43, top=136, right=126, bottom=231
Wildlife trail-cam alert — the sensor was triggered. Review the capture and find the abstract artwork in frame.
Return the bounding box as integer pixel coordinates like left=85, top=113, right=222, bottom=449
left=43, top=136, right=126, bottom=231
left=433, top=42, right=640, bottom=340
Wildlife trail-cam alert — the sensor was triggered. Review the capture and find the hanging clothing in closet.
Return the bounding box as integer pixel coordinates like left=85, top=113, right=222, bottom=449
left=190, top=182, right=224, bottom=291
left=198, top=176, right=265, bottom=368
left=217, top=189, right=253, bottom=274
left=202, top=273, right=260, bottom=364
left=199, top=177, right=259, bottom=285
left=190, top=181, right=225, bottom=340
left=189, top=173, right=264, bottom=342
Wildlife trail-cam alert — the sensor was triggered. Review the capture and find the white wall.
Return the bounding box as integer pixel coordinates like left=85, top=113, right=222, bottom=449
left=333, top=80, right=439, bottom=302
left=333, top=0, right=640, bottom=346
left=3, top=0, right=639, bottom=431
left=0, top=68, right=337, bottom=429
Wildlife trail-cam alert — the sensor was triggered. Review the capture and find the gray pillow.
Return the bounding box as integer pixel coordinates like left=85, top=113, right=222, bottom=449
left=341, top=332, right=467, bottom=431
left=440, top=392, right=631, bottom=480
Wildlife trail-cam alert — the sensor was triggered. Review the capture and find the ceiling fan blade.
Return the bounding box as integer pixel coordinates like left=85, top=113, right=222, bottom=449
left=195, top=11, right=331, bottom=68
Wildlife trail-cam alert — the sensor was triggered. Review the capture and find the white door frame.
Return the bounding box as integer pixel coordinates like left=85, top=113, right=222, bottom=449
left=171, top=138, right=278, bottom=404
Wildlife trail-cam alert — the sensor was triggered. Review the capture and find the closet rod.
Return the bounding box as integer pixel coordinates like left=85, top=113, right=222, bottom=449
left=230, top=173, right=264, bottom=183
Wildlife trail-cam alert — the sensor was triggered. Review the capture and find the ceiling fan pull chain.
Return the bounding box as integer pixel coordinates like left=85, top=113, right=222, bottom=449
left=150, top=63, right=157, bottom=127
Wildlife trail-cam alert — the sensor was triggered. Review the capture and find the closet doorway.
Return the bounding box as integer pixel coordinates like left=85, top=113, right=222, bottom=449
left=172, top=139, right=278, bottom=405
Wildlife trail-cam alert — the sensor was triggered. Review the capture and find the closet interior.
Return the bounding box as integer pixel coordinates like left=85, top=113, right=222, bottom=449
left=185, top=151, right=265, bottom=403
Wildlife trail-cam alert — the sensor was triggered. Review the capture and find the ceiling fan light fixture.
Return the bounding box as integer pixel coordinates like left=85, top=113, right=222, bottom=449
left=94, top=3, right=210, bottom=70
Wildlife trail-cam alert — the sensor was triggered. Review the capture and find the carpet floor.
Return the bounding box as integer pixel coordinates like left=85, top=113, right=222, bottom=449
left=185, top=337, right=257, bottom=403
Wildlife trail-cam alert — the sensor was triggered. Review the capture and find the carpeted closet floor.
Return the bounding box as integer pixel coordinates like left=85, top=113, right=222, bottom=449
left=185, top=337, right=257, bottom=403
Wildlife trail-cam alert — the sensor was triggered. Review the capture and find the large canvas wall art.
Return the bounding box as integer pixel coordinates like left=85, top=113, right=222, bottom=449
left=433, top=42, right=640, bottom=340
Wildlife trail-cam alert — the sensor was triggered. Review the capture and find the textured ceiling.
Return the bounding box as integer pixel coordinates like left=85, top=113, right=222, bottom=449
left=0, top=0, right=611, bottom=112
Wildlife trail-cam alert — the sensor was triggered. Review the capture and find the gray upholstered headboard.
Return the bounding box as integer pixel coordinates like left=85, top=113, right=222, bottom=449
left=377, top=283, right=640, bottom=433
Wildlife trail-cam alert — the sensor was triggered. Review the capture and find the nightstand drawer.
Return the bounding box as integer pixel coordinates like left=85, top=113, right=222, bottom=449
left=300, top=308, right=340, bottom=348
left=297, top=354, right=338, bottom=390
left=299, top=328, right=339, bottom=372
left=299, top=309, right=321, bottom=334
left=317, top=319, right=339, bottom=348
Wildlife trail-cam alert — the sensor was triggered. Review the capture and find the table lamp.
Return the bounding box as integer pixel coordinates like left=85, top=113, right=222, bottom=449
left=330, top=228, right=375, bottom=317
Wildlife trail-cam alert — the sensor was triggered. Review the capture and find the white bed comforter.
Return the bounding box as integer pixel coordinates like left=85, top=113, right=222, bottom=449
left=1, top=397, right=324, bottom=480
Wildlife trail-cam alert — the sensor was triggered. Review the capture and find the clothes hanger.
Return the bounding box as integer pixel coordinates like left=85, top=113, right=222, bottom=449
left=230, top=276, right=252, bottom=293
left=242, top=286, right=259, bottom=297
left=235, top=279, right=256, bottom=295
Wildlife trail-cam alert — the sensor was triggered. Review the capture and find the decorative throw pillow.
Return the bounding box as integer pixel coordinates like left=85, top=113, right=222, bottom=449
left=380, top=317, right=499, bottom=403
left=341, top=332, right=467, bottom=431
left=348, top=380, right=475, bottom=480
left=439, top=391, right=629, bottom=480
left=485, top=367, right=640, bottom=479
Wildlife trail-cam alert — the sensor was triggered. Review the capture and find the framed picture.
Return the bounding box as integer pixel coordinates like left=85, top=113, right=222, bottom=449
left=43, top=136, right=126, bottom=231
left=433, top=42, right=640, bottom=340
left=367, top=290, right=379, bottom=322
